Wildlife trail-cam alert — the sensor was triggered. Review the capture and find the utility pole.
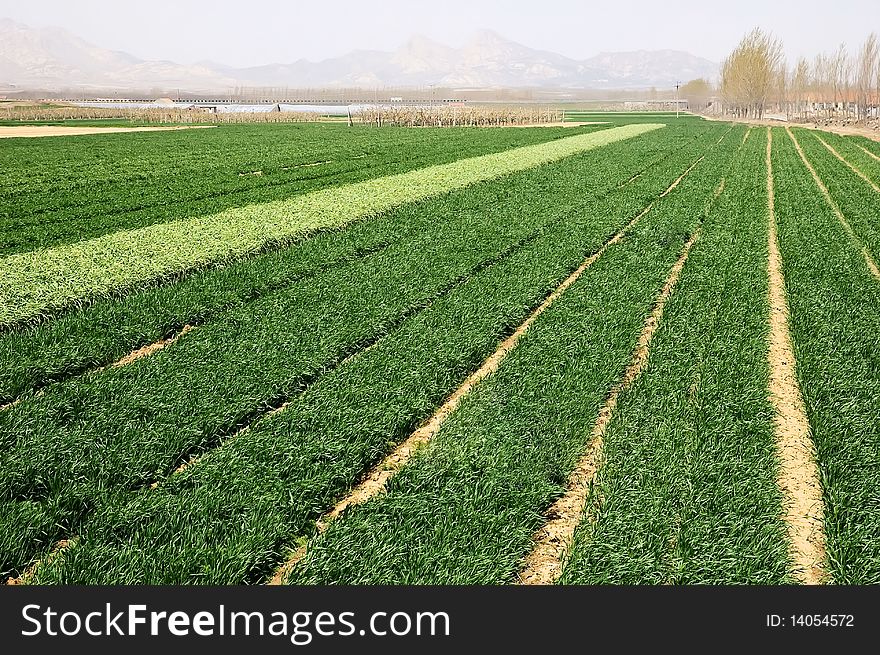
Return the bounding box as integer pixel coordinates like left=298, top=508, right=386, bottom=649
left=675, top=82, right=681, bottom=118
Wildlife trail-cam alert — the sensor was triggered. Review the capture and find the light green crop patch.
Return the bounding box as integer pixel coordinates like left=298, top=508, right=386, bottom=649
left=0, top=123, right=663, bottom=326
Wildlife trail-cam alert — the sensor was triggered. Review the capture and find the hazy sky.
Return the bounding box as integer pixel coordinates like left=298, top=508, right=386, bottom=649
left=3, top=0, right=876, bottom=66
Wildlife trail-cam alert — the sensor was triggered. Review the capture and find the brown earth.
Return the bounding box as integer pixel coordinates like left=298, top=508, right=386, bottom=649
left=6, top=540, right=71, bottom=585
left=766, top=129, right=830, bottom=585
left=0, top=125, right=216, bottom=138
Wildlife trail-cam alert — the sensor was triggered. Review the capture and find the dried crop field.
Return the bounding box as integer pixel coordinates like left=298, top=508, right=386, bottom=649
left=1, top=114, right=878, bottom=585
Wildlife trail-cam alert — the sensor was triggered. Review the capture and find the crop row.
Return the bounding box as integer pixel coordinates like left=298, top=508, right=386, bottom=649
left=808, top=131, right=880, bottom=184
left=0, top=122, right=715, bottom=404
left=562, top=128, right=791, bottom=583
left=17, top=124, right=740, bottom=579
left=0, top=123, right=589, bottom=254
left=0, top=122, right=724, bottom=577
left=772, top=128, right=880, bottom=583
left=790, top=129, right=880, bottom=264
left=0, top=124, right=663, bottom=327
left=28, top=126, right=744, bottom=584
left=287, top=125, right=741, bottom=585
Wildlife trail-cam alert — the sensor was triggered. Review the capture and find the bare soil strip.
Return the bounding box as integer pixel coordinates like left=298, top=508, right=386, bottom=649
left=1, top=325, right=195, bottom=412
left=267, top=156, right=706, bottom=586
left=6, top=540, right=71, bottom=585
left=814, top=134, right=880, bottom=193
left=517, top=229, right=701, bottom=585
left=766, top=129, right=829, bottom=585
left=660, top=157, right=704, bottom=197
left=106, top=325, right=195, bottom=370
left=0, top=125, right=215, bottom=139
left=788, top=128, right=880, bottom=280
left=619, top=172, right=642, bottom=188
left=856, top=144, right=880, bottom=163
left=714, top=178, right=726, bottom=198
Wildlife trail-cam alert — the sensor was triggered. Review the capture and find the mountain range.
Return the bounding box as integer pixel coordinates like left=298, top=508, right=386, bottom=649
left=0, top=18, right=718, bottom=92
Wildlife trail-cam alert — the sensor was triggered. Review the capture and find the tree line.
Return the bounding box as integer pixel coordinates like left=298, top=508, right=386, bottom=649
left=685, top=28, right=879, bottom=121
left=719, top=28, right=880, bottom=120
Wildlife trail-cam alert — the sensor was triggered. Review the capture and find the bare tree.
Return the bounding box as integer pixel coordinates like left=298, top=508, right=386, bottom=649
left=680, top=78, right=713, bottom=111
left=829, top=44, right=853, bottom=117
left=774, top=63, right=788, bottom=116
left=791, top=57, right=810, bottom=121
left=857, top=33, right=878, bottom=119
left=812, top=53, right=829, bottom=118
left=721, top=28, right=784, bottom=118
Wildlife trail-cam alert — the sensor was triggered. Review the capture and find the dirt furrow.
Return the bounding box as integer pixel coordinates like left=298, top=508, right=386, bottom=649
left=153, top=340, right=383, bottom=488
left=6, top=539, right=72, bottom=585
left=856, top=144, right=880, bottom=163
left=267, top=156, right=708, bottom=586
left=767, top=129, right=829, bottom=585
left=0, top=126, right=215, bottom=139
left=0, top=327, right=195, bottom=414
left=660, top=157, right=704, bottom=197
left=107, top=325, right=195, bottom=369
left=787, top=128, right=880, bottom=280
left=517, top=229, right=701, bottom=585
left=814, top=134, right=880, bottom=193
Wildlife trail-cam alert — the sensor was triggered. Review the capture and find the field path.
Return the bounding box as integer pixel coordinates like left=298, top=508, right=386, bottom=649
left=0, top=125, right=215, bottom=138
left=787, top=128, right=880, bottom=280
left=766, top=129, right=829, bottom=585
left=518, top=228, right=701, bottom=585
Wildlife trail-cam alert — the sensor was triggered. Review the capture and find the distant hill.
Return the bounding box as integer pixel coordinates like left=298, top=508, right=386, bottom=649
left=0, top=19, right=718, bottom=92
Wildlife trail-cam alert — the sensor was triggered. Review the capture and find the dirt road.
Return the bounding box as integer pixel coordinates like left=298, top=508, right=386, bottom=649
left=0, top=125, right=216, bottom=138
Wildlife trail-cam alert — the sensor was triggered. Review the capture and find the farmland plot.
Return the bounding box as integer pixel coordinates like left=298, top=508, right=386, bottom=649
left=2, top=116, right=878, bottom=586
left=561, top=128, right=792, bottom=584
left=0, top=123, right=599, bottom=254
left=0, top=123, right=661, bottom=326
left=0, top=122, right=708, bottom=404
left=287, top=132, right=736, bottom=585
left=27, top=125, right=729, bottom=584
left=772, top=128, right=880, bottom=583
